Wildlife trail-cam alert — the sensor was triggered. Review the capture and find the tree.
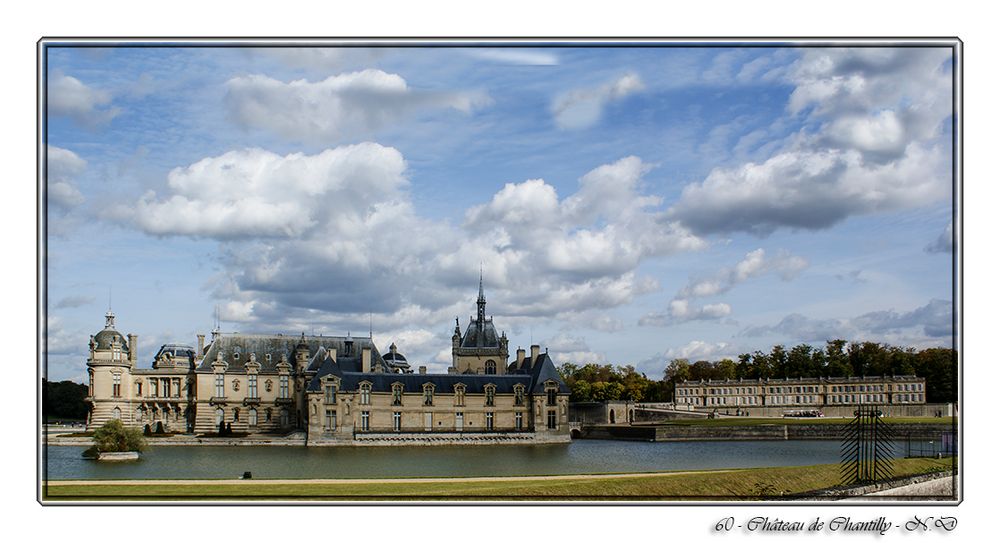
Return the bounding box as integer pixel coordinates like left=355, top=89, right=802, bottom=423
left=90, top=419, right=146, bottom=454
left=42, top=379, right=89, bottom=421
left=570, top=380, right=593, bottom=402
left=716, top=358, right=737, bottom=380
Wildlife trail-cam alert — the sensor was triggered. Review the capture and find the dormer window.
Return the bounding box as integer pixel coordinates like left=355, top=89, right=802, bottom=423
left=392, top=383, right=403, bottom=406
left=360, top=383, right=372, bottom=405
left=485, top=384, right=496, bottom=407
left=423, top=384, right=435, bottom=406
left=454, top=384, right=465, bottom=406
left=233, top=348, right=241, bottom=361
left=265, top=353, right=272, bottom=362
left=513, top=384, right=525, bottom=406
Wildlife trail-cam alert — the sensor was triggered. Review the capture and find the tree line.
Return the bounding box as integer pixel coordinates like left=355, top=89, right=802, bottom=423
left=558, top=340, right=957, bottom=404
left=43, top=379, right=90, bottom=422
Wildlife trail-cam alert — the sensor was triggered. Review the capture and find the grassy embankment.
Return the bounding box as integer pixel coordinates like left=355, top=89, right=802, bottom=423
left=44, top=457, right=953, bottom=501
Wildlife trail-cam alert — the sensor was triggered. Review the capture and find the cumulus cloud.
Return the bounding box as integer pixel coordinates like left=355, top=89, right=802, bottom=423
left=133, top=148, right=701, bottom=356
left=664, top=340, right=736, bottom=361
left=133, top=143, right=408, bottom=239
left=47, top=146, right=87, bottom=209
left=925, top=222, right=954, bottom=254
left=639, top=300, right=732, bottom=326
left=742, top=299, right=953, bottom=344
left=552, top=73, right=644, bottom=130
left=224, top=70, right=490, bottom=143
left=641, top=248, right=806, bottom=327
left=255, top=48, right=385, bottom=72
left=670, top=48, right=953, bottom=236
left=467, top=49, right=559, bottom=65
left=48, top=73, right=120, bottom=127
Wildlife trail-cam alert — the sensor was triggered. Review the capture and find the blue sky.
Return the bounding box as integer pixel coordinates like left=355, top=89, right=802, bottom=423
left=44, top=43, right=955, bottom=383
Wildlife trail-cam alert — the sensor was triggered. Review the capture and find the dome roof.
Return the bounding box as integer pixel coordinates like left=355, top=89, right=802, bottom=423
left=383, top=350, right=407, bottom=362
left=93, top=329, right=129, bottom=352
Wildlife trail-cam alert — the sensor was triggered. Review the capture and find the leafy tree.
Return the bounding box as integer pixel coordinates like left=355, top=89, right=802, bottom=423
left=716, top=358, right=737, bottom=380
left=90, top=419, right=146, bottom=453
left=570, top=380, right=593, bottom=402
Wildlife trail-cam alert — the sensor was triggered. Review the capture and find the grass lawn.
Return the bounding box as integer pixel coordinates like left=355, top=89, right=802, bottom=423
left=646, top=417, right=955, bottom=426
left=44, top=457, right=954, bottom=501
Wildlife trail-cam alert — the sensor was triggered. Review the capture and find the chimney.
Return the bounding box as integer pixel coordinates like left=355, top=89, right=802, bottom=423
left=419, top=366, right=427, bottom=375
left=516, top=347, right=525, bottom=368
left=197, top=334, right=205, bottom=357
left=447, top=367, right=457, bottom=374
left=530, top=344, right=540, bottom=362
left=362, top=347, right=371, bottom=373
left=127, top=334, right=137, bottom=364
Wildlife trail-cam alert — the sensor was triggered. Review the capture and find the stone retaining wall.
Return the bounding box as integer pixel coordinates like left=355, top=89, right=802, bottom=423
left=576, top=423, right=953, bottom=442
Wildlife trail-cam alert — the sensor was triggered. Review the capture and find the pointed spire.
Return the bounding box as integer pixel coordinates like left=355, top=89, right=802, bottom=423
left=478, top=263, right=485, bottom=302
left=476, top=265, right=487, bottom=327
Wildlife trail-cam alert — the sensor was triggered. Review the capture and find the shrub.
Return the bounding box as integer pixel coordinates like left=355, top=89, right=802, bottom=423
left=91, top=419, right=147, bottom=453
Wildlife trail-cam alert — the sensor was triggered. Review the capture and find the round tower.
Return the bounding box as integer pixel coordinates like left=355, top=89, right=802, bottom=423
left=85, top=310, right=134, bottom=430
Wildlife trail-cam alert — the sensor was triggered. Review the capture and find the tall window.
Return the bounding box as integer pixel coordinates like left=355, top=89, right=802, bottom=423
left=485, top=412, right=494, bottom=430
left=215, top=374, right=225, bottom=397
left=215, top=408, right=224, bottom=426
left=484, top=360, right=496, bottom=375
left=513, top=385, right=524, bottom=406
left=360, top=383, right=372, bottom=405
left=423, top=384, right=434, bottom=406
left=485, top=385, right=495, bottom=407
left=454, top=384, right=465, bottom=406
left=136, top=381, right=142, bottom=396
left=325, top=383, right=337, bottom=404
left=361, top=411, right=370, bottom=431
left=393, top=411, right=401, bottom=432
left=88, top=370, right=94, bottom=396
left=280, top=408, right=289, bottom=427
left=248, top=375, right=258, bottom=398
left=248, top=407, right=258, bottom=427
left=233, top=407, right=240, bottom=422
left=546, top=387, right=557, bottom=406
left=325, top=409, right=337, bottom=431
left=392, top=384, right=403, bottom=406
left=547, top=410, right=557, bottom=430
left=279, top=375, right=289, bottom=398
left=515, top=412, right=523, bottom=430
left=112, top=374, right=121, bottom=397
left=112, top=407, right=121, bottom=420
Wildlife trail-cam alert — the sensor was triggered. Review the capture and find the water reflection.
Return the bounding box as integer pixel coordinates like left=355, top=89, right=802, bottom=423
left=45, top=440, right=910, bottom=481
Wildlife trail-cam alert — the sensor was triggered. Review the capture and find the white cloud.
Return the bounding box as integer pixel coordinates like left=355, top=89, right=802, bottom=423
left=552, top=73, right=644, bottom=130
left=224, top=70, right=490, bottom=143
left=467, top=49, right=559, bottom=66
left=742, top=299, right=953, bottom=345
left=134, top=149, right=700, bottom=344
left=670, top=48, right=953, bottom=236
left=925, top=222, right=954, bottom=254
left=255, top=48, right=385, bottom=72
left=54, top=295, right=95, bottom=309
left=48, top=73, right=120, bottom=126
left=642, top=248, right=806, bottom=327
left=133, top=143, right=408, bottom=239
left=663, top=340, right=735, bottom=361
left=47, top=146, right=87, bottom=209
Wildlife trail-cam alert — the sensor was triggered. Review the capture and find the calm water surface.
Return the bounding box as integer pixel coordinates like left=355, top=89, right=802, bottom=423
left=45, top=440, right=911, bottom=481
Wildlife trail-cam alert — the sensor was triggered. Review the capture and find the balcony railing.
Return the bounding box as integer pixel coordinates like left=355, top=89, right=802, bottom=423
left=243, top=397, right=261, bottom=406
left=274, top=397, right=294, bottom=405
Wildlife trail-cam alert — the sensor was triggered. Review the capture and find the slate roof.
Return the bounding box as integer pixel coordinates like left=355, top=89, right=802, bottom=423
left=460, top=320, right=500, bottom=349
left=93, top=329, right=129, bottom=352
left=195, top=334, right=383, bottom=374
left=308, top=349, right=569, bottom=394
left=153, top=343, right=195, bottom=362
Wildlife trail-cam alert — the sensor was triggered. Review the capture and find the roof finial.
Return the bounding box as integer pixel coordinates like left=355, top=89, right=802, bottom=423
left=369, top=312, right=373, bottom=339
left=478, top=263, right=485, bottom=301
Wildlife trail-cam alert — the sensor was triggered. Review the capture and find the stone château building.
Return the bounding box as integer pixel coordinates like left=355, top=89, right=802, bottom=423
left=675, top=375, right=927, bottom=409
left=84, top=284, right=571, bottom=445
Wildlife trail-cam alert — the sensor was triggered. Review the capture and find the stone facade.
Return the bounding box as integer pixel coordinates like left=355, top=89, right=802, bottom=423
left=675, top=375, right=928, bottom=410
left=84, top=287, right=571, bottom=446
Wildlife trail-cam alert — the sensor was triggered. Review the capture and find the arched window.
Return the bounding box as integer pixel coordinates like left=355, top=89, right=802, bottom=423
left=513, top=384, right=525, bottom=406
left=215, top=408, right=224, bottom=426
left=484, top=360, right=497, bottom=375
left=248, top=407, right=258, bottom=427
left=135, top=407, right=143, bottom=422
left=280, top=408, right=289, bottom=427
left=485, top=384, right=496, bottom=407
left=233, top=407, right=240, bottom=422
left=391, top=383, right=403, bottom=406
left=111, top=407, right=121, bottom=420
left=454, top=384, right=465, bottom=407
left=423, top=384, right=435, bottom=406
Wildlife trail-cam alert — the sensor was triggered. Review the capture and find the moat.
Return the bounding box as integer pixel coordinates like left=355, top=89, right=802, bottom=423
left=45, top=439, right=912, bottom=480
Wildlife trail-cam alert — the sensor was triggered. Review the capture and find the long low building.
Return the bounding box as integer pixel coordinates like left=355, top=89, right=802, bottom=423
left=83, top=282, right=571, bottom=445
left=675, top=375, right=927, bottom=409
